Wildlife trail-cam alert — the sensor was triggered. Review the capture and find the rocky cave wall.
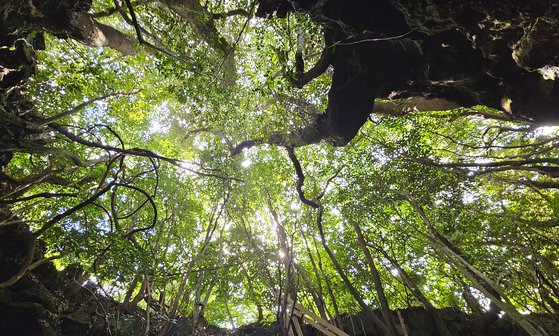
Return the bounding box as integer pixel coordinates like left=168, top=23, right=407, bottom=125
left=257, top=0, right=559, bottom=145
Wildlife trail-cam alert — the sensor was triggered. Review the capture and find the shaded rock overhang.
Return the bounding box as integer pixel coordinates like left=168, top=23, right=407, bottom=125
left=256, top=0, right=559, bottom=146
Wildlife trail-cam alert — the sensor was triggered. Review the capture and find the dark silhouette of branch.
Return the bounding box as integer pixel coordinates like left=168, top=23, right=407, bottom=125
left=38, top=92, right=138, bottom=126
left=122, top=0, right=194, bottom=64
left=214, top=0, right=256, bottom=78
left=501, top=178, right=559, bottom=190
left=293, top=47, right=330, bottom=89
left=0, top=192, right=78, bottom=204
left=286, top=147, right=319, bottom=209
left=315, top=167, right=343, bottom=200
left=212, top=8, right=251, bottom=19
left=92, top=7, right=119, bottom=18
left=114, top=183, right=158, bottom=237
left=49, top=123, right=242, bottom=181
left=426, top=129, right=559, bottom=150
left=92, top=0, right=151, bottom=18
left=230, top=139, right=265, bottom=156
left=406, top=156, right=559, bottom=172
left=34, top=181, right=116, bottom=237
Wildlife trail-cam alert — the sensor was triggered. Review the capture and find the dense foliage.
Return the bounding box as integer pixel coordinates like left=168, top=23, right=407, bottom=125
left=1, top=1, right=558, bottom=335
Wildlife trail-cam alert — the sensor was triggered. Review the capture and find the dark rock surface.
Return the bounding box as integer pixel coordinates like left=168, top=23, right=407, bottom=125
left=337, top=308, right=559, bottom=336
left=257, top=0, right=559, bottom=145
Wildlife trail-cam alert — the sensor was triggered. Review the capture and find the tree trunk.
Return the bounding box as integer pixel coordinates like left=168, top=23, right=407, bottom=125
left=373, top=243, right=453, bottom=336
left=121, top=274, right=140, bottom=312
left=192, top=270, right=206, bottom=326
left=406, top=196, right=545, bottom=336
left=313, top=232, right=343, bottom=329
left=300, top=227, right=329, bottom=320
left=316, top=207, right=394, bottom=336
left=240, top=262, right=264, bottom=323
left=352, top=221, right=397, bottom=334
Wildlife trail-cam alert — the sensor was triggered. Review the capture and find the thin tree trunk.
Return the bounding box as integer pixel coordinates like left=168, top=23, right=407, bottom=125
left=300, top=227, right=329, bottom=320
left=316, top=207, right=394, bottom=336
left=352, top=221, right=396, bottom=334
left=406, top=195, right=546, bottom=336
left=198, top=279, right=215, bottom=321
left=159, top=288, right=166, bottom=313
left=159, top=198, right=227, bottom=335
left=313, top=233, right=342, bottom=328
left=225, top=299, right=236, bottom=329
left=266, top=192, right=295, bottom=336
left=121, top=274, right=140, bottom=312
left=295, top=263, right=328, bottom=321
left=192, top=270, right=206, bottom=326
left=240, top=262, right=264, bottom=323
left=129, top=278, right=147, bottom=310
left=144, top=275, right=151, bottom=336
left=373, top=243, right=453, bottom=336
left=461, top=285, right=484, bottom=315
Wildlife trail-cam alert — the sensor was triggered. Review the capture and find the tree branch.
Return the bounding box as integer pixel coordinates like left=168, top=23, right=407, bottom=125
left=38, top=91, right=138, bottom=127
left=49, top=124, right=242, bottom=181
left=293, top=46, right=331, bottom=89
left=122, top=0, right=194, bottom=63
left=286, top=147, right=319, bottom=209
left=0, top=192, right=78, bottom=204
left=34, top=182, right=116, bottom=237
left=69, top=12, right=139, bottom=55
left=212, top=9, right=251, bottom=19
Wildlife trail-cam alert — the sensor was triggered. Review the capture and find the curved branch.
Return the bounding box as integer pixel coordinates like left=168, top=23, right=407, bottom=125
left=0, top=192, right=77, bottom=204
left=230, top=139, right=265, bottom=156
left=0, top=248, right=65, bottom=289
left=49, top=124, right=241, bottom=181
left=34, top=182, right=116, bottom=237
left=0, top=237, right=36, bottom=288
left=121, top=0, right=194, bottom=63
left=116, top=183, right=158, bottom=237
left=315, top=167, right=343, bottom=201
left=286, top=147, right=319, bottom=209
left=293, top=46, right=331, bottom=89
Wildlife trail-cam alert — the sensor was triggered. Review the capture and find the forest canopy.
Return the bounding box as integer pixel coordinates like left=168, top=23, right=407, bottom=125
left=1, top=0, right=558, bottom=335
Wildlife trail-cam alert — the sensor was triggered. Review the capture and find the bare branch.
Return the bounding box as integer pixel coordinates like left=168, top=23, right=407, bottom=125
left=49, top=124, right=242, bottom=181
left=34, top=181, right=116, bottom=237
left=38, top=91, right=138, bottom=127
left=293, top=46, right=331, bottom=89
left=230, top=139, right=265, bottom=156
left=115, top=183, right=158, bottom=237
left=315, top=167, right=343, bottom=201
left=0, top=192, right=78, bottom=204
left=212, top=9, right=252, bottom=19
left=286, top=147, right=319, bottom=209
